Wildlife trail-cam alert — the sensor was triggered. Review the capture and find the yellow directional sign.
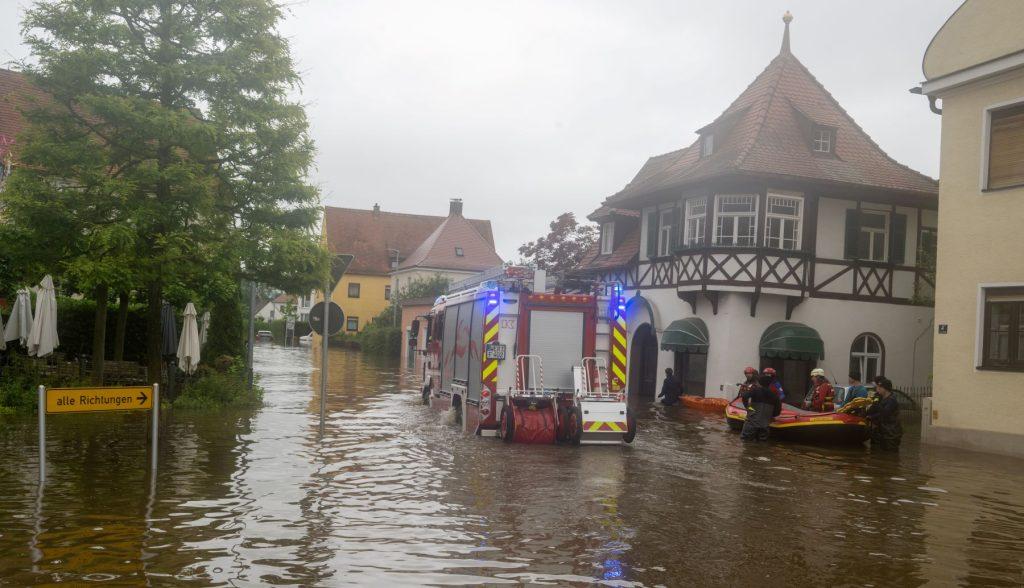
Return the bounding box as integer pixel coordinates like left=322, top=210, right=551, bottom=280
left=46, top=386, right=153, bottom=414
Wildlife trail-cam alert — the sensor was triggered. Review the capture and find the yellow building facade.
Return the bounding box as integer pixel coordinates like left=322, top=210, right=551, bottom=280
left=329, top=274, right=391, bottom=333
left=919, top=0, right=1024, bottom=457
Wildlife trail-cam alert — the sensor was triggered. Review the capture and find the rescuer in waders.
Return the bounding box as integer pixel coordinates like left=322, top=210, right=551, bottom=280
left=658, top=368, right=683, bottom=406
left=762, top=367, right=785, bottom=402
left=740, top=375, right=782, bottom=442
left=738, top=367, right=758, bottom=395
left=866, top=377, right=903, bottom=450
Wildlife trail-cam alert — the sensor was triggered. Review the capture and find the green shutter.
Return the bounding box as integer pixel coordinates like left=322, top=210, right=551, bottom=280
left=646, top=210, right=658, bottom=258
left=890, top=213, right=907, bottom=264
left=843, top=209, right=860, bottom=260
left=670, top=205, right=682, bottom=250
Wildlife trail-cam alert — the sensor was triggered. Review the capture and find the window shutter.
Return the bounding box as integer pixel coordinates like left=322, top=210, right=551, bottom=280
left=843, top=209, right=860, bottom=259
left=890, top=213, right=907, bottom=264
left=645, top=210, right=658, bottom=258
left=670, top=206, right=683, bottom=250
left=989, top=104, right=1024, bottom=190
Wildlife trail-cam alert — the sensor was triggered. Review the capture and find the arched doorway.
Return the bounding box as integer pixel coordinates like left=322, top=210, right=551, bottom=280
left=629, top=323, right=659, bottom=400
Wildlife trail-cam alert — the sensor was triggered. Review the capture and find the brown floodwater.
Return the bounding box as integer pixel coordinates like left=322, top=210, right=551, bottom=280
left=1, top=344, right=1023, bottom=586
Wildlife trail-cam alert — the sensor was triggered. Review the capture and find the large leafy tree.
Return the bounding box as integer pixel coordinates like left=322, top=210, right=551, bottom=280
left=518, top=212, right=597, bottom=275
left=6, top=0, right=328, bottom=381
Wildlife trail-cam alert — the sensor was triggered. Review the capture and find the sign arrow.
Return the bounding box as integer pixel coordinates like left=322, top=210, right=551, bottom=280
left=138, top=391, right=148, bottom=404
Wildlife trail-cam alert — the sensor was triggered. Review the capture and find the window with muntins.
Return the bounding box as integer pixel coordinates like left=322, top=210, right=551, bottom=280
left=765, top=194, right=802, bottom=250
left=987, top=102, right=1024, bottom=190
left=714, top=195, right=757, bottom=246
left=657, top=208, right=674, bottom=256
left=812, top=127, right=834, bottom=154
left=857, top=210, right=888, bottom=262
left=384, top=285, right=391, bottom=300
left=982, top=288, right=1024, bottom=371
left=600, top=222, right=615, bottom=255
left=348, top=282, right=361, bottom=298
left=346, top=316, right=359, bottom=332
left=849, top=334, right=884, bottom=382
left=683, top=198, right=707, bottom=246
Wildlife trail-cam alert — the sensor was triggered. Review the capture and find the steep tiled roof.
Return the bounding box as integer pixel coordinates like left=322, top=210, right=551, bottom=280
left=607, top=39, right=938, bottom=204
left=0, top=68, right=47, bottom=160
left=397, top=211, right=503, bottom=272
left=323, top=206, right=495, bottom=275
left=577, top=224, right=640, bottom=271
left=587, top=206, right=641, bottom=222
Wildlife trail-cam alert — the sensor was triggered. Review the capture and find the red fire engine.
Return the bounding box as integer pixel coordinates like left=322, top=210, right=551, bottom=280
left=420, top=267, right=636, bottom=445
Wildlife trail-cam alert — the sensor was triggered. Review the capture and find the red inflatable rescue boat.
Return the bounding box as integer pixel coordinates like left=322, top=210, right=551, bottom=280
left=725, top=397, right=871, bottom=444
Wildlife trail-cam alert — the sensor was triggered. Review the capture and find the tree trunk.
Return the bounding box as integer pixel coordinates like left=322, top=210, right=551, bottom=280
left=113, top=291, right=129, bottom=362
left=146, top=281, right=163, bottom=387
left=91, top=284, right=110, bottom=385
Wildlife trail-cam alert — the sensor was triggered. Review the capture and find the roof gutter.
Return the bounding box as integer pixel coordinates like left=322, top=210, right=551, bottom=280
left=916, top=49, right=1024, bottom=98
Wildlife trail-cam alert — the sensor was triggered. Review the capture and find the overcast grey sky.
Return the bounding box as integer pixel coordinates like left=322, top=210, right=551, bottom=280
left=0, top=1, right=961, bottom=260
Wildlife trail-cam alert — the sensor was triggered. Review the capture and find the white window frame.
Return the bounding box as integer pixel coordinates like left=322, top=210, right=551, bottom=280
left=701, top=134, right=714, bottom=157
left=812, top=127, right=833, bottom=154
left=764, top=193, right=803, bottom=250
left=683, top=197, right=707, bottom=247
left=975, top=282, right=1024, bottom=368
left=600, top=222, right=615, bottom=255
left=713, top=194, right=758, bottom=247
left=850, top=334, right=884, bottom=381
left=657, top=208, right=674, bottom=256
left=980, top=96, right=1024, bottom=191
left=859, top=209, right=889, bottom=262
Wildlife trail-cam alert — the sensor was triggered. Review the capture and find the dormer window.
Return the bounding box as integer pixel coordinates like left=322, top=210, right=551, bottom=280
left=812, top=126, right=834, bottom=154
left=454, top=247, right=464, bottom=257
left=701, top=134, right=714, bottom=158
left=600, top=222, right=615, bottom=255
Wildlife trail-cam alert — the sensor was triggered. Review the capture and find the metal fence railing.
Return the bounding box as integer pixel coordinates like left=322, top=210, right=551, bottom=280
left=893, top=384, right=932, bottom=412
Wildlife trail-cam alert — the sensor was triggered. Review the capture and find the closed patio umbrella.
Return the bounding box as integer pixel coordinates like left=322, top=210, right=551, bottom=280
left=27, top=275, right=58, bottom=357
left=199, top=311, right=210, bottom=347
left=3, top=288, right=33, bottom=347
left=177, top=303, right=201, bottom=375
left=161, top=302, right=177, bottom=358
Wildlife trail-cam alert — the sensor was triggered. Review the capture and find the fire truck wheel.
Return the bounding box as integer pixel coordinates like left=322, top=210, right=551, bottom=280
left=567, top=406, right=582, bottom=446
left=622, top=410, right=637, bottom=444
left=421, top=385, right=430, bottom=405
left=500, top=406, right=515, bottom=442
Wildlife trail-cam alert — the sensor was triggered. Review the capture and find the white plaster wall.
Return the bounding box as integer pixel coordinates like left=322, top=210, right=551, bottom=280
left=816, top=197, right=855, bottom=259
left=624, top=287, right=934, bottom=400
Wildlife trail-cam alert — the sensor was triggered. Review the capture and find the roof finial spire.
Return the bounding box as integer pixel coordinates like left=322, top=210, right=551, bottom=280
left=781, top=11, right=793, bottom=54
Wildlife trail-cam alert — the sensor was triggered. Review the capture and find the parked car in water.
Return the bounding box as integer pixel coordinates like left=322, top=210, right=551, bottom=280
left=257, top=330, right=274, bottom=342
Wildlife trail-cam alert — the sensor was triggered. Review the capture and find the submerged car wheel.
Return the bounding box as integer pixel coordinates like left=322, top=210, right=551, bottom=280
left=622, top=410, right=637, bottom=444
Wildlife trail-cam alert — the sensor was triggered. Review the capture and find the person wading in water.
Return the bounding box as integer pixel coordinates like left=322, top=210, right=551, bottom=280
left=866, top=377, right=903, bottom=450
left=658, top=368, right=683, bottom=406
left=740, top=374, right=782, bottom=442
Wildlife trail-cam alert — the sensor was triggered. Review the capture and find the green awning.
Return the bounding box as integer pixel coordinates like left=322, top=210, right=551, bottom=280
left=660, top=318, right=709, bottom=352
left=759, top=322, right=824, bottom=361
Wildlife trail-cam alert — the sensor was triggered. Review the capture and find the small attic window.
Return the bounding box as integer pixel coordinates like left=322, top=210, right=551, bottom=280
left=455, top=247, right=464, bottom=257
left=812, top=126, right=834, bottom=154
left=701, top=134, right=714, bottom=158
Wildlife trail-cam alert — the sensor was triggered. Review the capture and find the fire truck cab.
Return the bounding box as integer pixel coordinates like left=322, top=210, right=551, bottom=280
left=421, top=267, right=635, bottom=446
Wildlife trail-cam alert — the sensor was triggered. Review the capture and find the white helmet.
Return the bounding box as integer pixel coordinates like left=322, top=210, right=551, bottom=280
left=810, top=368, right=826, bottom=378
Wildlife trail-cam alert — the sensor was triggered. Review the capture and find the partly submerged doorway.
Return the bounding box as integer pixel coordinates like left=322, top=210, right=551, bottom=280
left=662, top=318, right=710, bottom=397
left=629, top=323, right=658, bottom=400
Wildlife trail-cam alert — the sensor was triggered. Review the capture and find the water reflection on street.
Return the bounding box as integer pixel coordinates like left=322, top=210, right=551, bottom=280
left=0, top=344, right=1023, bottom=585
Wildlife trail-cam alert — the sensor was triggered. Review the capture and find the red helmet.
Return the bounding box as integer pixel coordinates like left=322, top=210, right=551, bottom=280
left=763, top=367, right=777, bottom=376
left=743, top=366, right=757, bottom=375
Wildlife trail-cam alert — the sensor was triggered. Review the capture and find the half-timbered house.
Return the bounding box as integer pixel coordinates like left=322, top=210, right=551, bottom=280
left=576, top=14, right=939, bottom=401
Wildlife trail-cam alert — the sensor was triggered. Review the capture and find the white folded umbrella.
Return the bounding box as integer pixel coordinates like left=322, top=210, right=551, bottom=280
left=199, top=310, right=210, bottom=347
left=27, top=275, right=59, bottom=357
left=177, top=302, right=201, bottom=375
left=3, top=288, right=33, bottom=346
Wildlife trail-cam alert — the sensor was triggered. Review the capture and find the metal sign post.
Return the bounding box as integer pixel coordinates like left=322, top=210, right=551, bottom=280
left=320, top=282, right=330, bottom=436
left=37, top=384, right=159, bottom=485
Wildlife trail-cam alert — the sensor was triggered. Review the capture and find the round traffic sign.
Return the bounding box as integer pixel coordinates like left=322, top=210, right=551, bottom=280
left=308, top=301, right=344, bottom=336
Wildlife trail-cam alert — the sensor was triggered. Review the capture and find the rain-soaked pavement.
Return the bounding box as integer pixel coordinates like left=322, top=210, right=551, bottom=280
left=1, top=344, right=1023, bottom=586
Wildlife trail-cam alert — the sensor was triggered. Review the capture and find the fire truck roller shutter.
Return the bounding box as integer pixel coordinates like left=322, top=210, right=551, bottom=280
left=441, top=304, right=459, bottom=394
left=528, top=310, right=585, bottom=390
left=466, top=298, right=485, bottom=402
left=453, top=302, right=471, bottom=386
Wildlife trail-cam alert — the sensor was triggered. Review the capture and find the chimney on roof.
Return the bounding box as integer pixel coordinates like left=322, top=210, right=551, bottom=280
left=780, top=11, right=793, bottom=54
left=449, top=198, right=463, bottom=217
left=373, top=203, right=380, bottom=215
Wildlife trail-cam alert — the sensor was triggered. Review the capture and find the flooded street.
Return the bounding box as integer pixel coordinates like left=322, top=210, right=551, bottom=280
left=0, top=345, right=1022, bottom=586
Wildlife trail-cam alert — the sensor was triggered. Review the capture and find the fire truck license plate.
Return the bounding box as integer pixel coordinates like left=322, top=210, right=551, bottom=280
left=485, top=343, right=506, bottom=360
